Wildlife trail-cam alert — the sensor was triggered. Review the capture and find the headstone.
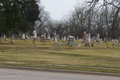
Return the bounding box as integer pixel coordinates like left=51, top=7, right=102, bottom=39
left=41, top=34, right=46, bottom=45
left=86, top=34, right=89, bottom=42
left=68, top=36, right=75, bottom=47
left=88, top=33, right=91, bottom=42
left=82, top=32, right=87, bottom=43
left=105, top=37, right=108, bottom=42
left=33, top=31, right=37, bottom=39
left=76, top=36, right=78, bottom=45
left=54, top=32, right=58, bottom=44
left=3, top=35, right=5, bottom=38
left=56, top=35, right=60, bottom=41
left=14, top=34, right=19, bottom=40
left=5, top=38, right=8, bottom=41
left=85, top=42, right=90, bottom=47
left=37, top=36, right=40, bottom=40
left=60, top=42, right=63, bottom=45
left=91, top=43, right=94, bottom=47
left=96, top=34, right=100, bottom=42
left=76, top=36, right=78, bottom=41
left=41, top=35, right=45, bottom=42
left=97, top=41, right=101, bottom=47
left=32, top=30, right=37, bottom=46
left=44, top=33, right=46, bottom=38
left=112, top=39, right=115, bottom=44
left=106, top=37, right=109, bottom=48
left=92, top=36, right=96, bottom=41
left=47, top=33, right=51, bottom=40
left=63, top=36, right=66, bottom=42
left=112, top=43, right=115, bottom=48
left=31, top=36, right=33, bottom=40
left=67, top=35, right=69, bottom=41
left=54, top=36, right=58, bottom=44
left=78, top=43, right=80, bottom=48
left=21, top=33, right=25, bottom=40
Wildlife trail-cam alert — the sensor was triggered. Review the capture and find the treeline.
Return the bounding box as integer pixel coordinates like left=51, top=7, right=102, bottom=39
left=0, top=0, right=120, bottom=40
left=45, top=0, right=120, bottom=39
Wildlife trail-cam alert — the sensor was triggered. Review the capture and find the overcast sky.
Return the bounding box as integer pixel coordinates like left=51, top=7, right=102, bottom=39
left=41, top=0, right=86, bottom=20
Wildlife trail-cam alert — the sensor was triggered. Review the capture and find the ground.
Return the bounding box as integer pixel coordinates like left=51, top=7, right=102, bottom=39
left=0, top=39, right=120, bottom=73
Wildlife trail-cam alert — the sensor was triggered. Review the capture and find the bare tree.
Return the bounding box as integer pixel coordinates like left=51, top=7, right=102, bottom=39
left=36, top=4, right=50, bottom=36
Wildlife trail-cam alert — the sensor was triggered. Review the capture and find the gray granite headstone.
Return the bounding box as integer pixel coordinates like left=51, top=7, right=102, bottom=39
left=78, top=43, right=80, bottom=48
left=14, top=34, right=19, bottom=40
left=56, top=35, right=60, bottom=41
left=47, top=33, right=51, bottom=40
left=88, top=33, right=91, bottom=43
left=96, top=34, right=100, bottom=42
left=68, top=36, right=75, bottom=47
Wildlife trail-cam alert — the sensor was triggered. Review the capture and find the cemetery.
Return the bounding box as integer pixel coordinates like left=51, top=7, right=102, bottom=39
left=0, top=0, right=120, bottom=77
left=0, top=34, right=120, bottom=73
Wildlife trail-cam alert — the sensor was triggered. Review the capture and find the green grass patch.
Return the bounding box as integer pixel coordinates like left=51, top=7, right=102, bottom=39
left=0, top=39, right=120, bottom=73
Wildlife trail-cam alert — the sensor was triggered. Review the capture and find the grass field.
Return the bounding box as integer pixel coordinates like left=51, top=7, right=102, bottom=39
left=0, top=39, right=120, bottom=73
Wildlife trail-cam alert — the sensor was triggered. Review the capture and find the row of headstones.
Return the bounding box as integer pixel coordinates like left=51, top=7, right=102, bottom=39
left=83, top=32, right=101, bottom=43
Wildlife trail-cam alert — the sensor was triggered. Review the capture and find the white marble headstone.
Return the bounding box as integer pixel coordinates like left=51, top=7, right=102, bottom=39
left=33, top=30, right=37, bottom=38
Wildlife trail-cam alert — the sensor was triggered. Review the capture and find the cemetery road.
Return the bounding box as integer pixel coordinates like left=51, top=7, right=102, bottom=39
left=0, top=68, right=120, bottom=80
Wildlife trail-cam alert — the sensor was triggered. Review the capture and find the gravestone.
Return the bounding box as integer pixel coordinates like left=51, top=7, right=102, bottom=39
left=97, top=41, right=101, bottom=47
left=54, top=32, right=58, bottom=46
left=3, top=35, right=5, bottom=38
left=78, top=43, right=80, bottom=48
left=31, top=36, right=33, bottom=40
left=54, top=36, right=58, bottom=44
left=105, top=37, right=108, bottom=42
left=41, top=35, right=46, bottom=42
left=82, top=32, right=87, bottom=43
left=92, top=36, right=96, bottom=41
left=56, top=35, right=60, bottom=41
left=47, top=33, right=51, bottom=40
left=96, top=34, right=100, bottom=42
left=85, top=42, right=90, bottom=47
left=86, top=34, right=89, bottom=42
left=91, top=43, right=94, bottom=47
left=68, top=36, right=75, bottom=47
left=33, top=31, right=37, bottom=39
left=37, top=36, right=40, bottom=40
left=59, top=42, right=63, bottom=47
left=32, top=30, right=37, bottom=46
left=14, top=34, right=19, bottom=40
left=44, top=33, right=46, bottom=39
left=76, top=36, right=79, bottom=45
left=21, top=33, right=25, bottom=40
left=85, top=33, right=90, bottom=47
left=105, top=37, right=109, bottom=48
left=112, top=39, right=115, bottom=44
left=112, top=43, right=115, bottom=48
left=88, top=33, right=91, bottom=42
left=63, top=36, right=66, bottom=42
left=76, top=36, right=78, bottom=41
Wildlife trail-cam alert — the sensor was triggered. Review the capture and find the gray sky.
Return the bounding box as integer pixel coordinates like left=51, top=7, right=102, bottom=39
left=41, top=0, right=86, bottom=20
